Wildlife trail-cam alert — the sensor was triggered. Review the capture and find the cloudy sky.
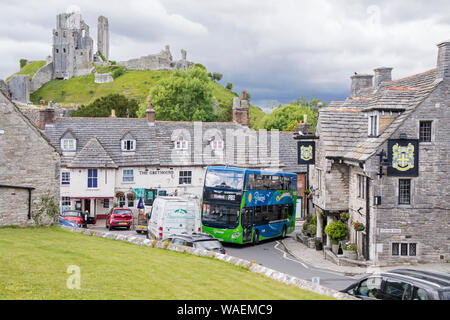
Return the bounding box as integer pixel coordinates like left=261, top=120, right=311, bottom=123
left=1, top=0, right=449, bottom=109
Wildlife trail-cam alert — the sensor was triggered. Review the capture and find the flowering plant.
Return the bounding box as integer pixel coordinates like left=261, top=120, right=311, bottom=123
left=127, top=192, right=136, bottom=200
left=115, top=191, right=124, bottom=198
left=353, top=221, right=365, bottom=231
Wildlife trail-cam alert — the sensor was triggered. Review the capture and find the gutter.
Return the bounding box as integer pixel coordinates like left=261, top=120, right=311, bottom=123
left=365, top=177, right=370, bottom=261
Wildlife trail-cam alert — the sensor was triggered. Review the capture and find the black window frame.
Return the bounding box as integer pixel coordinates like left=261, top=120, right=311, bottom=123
left=179, top=170, right=192, bottom=185
left=398, top=179, right=411, bottom=205
left=419, top=121, right=432, bottom=142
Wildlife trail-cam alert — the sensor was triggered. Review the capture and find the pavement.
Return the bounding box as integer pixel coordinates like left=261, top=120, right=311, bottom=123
left=282, top=229, right=450, bottom=276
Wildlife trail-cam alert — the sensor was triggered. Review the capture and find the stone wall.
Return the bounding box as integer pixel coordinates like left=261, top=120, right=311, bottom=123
left=94, top=72, right=113, bottom=84
left=369, top=82, right=450, bottom=264
left=31, top=62, right=54, bottom=93
left=7, top=74, right=30, bottom=103
left=0, top=93, right=60, bottom=226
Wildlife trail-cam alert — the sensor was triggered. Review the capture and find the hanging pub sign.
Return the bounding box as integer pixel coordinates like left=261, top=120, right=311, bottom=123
left=387, top=139, right=419, bottom=176
left=297, top=141, right=315, bottom=165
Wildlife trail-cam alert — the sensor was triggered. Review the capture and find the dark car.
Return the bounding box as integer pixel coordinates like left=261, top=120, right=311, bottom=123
left=105, top=208, right=133, bottom=230
left=60, top=210, right=86, bottom=228
left=167, top=233, right=227, bottom=254
left=341, top=269, right=450, bottom=300
left=59, top=216, right=80, bottom=228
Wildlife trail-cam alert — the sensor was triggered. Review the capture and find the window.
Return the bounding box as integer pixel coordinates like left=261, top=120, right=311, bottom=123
left=211, top=140, right=224, bottom=151
left=355, top=277, right=382, bottom=299
left=399, top=179, right=411, bottom=204
left=179, top=171, right=192, bottom=185
left=392, top=242, right=417, bottom=256
left=103, top=199, right=110, bottom=209
left=61, top=196, right=71, bottom=207
left=175, top=139, right=188, bottom=150
left=419, top=121, right=432, bottom=142
left=61, top=172, right=70, bottom=185
left=381, top=280, right=412, bottom=300
left=316, top=169, right=322, bottom=192
left=412, top=287, right=430, bottom=300
left=368, top=114, right=378, bottom=136
left=122, top=169, right=134, bottom=183
left=122, top=140, right=136, bottom=151
left=119, top=196, right=126, bottom=208
left=61, top=139, right=76, bottom=151
left=87, top=169, right=98, bottom=188
left=358, top=175, right=365, bottom=199
left=128, top=198, right=134, bottom=208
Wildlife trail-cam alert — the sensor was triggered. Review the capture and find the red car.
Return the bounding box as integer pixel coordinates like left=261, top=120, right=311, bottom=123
left=106, top=208, right=133, bottom=230
left=60, top=210, right=86, bottom=228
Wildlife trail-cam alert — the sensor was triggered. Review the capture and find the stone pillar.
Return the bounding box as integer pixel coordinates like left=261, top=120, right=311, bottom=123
left=8, top=74, right=30, bottom=103
left=316, top=211, right=323, bottom=239
left=325, top=216, right=335, bottom=248
left=97, top=16, right=110, bottom=61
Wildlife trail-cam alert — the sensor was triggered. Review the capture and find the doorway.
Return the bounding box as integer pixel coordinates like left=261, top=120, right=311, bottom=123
left=242, top=207, right=253, bottom=243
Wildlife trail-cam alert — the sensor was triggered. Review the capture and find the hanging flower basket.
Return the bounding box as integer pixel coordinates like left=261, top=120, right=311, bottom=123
left=127, top=192, right=136, bottom=200
left=353, top=221, right=365, bottom=231
left=115, top=191, right=124, bottom=198
left=303, top=189, right=311, bottom=195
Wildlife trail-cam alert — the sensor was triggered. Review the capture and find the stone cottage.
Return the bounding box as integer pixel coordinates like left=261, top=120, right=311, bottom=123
left=0, top=91, right=60, bottom=226
left=305, top=40, right=450, bottom=265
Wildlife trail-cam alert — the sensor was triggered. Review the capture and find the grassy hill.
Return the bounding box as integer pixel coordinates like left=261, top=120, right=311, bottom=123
left=29, top=68, right=266, bottom=129
left=6, top=60, right=46, bottom=81
left=0, top=226, right=332, bottom=300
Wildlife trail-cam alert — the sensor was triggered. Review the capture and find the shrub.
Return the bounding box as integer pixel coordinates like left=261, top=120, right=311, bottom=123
left=226, top=82, right=233, bottom=90
left=20, top=59, right=28, bottom=69
left=339, top=212, right=350, bottom=223
left=324, top=221, right=348, bottom=242
left=310, top=214, right=317, bottom=226
left=32, top=191, right=59, bottom=226
left=308, top=224, right=316, bottom=237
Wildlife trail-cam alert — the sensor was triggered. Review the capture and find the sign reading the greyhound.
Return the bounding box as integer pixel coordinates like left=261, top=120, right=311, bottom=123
left=297, top=141, right=315, bottom=165
left=387, top=139, right=419, bottom=176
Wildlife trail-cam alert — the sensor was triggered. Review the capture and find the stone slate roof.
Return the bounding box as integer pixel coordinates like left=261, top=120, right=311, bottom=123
left=41, top=118, right=305, bottom=172
left=67, top=137, right=118, bottom=168
left=317, top=68, right=441, bottom=162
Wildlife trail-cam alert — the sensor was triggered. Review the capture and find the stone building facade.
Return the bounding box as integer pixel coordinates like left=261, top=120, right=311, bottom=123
left=306, top=40, right=450, bottom=265
left=0, top=92, right=60, bottom=226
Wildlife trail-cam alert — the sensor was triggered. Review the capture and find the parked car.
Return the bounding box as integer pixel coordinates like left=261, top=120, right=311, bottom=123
left=342, top=269, right=450, bottom=300
left=167, top=233, right=227, bottom=254
left=59, top=216, right=80, bottom=228
left=146, top=196, right=201, bottom=240
left=59, top=210, right=86, bottom=228
left=105, top=208, right=133, bottom=230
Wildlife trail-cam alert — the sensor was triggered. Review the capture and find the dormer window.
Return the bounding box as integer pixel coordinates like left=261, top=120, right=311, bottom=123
left=368, top=113, right=379, bottom=137
left=61, top=138, right=76, bottom=151
left=121, top=132, right=136, bottom=152
left=175, top=139, right=188, bottom=150
left=122, top=139, right=135, bottom=151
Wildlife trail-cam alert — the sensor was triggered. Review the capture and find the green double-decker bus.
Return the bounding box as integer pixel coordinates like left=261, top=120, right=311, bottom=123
left=201, top=166, right=297, bottom=245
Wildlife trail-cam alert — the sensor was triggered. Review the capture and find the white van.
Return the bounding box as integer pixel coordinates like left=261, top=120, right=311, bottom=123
left=146, top=196, right=201, bottom=240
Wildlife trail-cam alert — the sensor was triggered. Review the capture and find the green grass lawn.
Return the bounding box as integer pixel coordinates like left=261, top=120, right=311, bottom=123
left=6, top=60, right=46, bottom=81
left=0, top=226, right=332, bottom=300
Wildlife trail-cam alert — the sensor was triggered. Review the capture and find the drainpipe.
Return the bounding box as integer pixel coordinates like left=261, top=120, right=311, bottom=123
left=365, top=177, right=371, bottom=261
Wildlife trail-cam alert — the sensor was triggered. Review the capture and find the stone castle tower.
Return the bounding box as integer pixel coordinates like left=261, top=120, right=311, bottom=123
left=52, top=11, right=94, bottom=79
left=97, top=16, right=109, bottom=61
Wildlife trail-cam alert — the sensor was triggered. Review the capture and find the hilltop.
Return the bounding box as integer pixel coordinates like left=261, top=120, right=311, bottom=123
left=29, top=67, right=266, bottom=129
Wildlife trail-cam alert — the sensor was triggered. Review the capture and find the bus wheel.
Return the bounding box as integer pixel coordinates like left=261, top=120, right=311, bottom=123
left=253, top=231, right=259, bottom=246
left=281, top=226, right=287, bottom=238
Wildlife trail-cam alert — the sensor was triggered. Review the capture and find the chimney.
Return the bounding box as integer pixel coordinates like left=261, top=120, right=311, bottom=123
left=350, top=74, right=374, bottom=97
left=437, top=40, right=450, bottom=81
left=146, top=95, right=155, bottom=125
left=110, top=109, right=116, bottom=118
left=295, top=115, right=311, bottom=135
left=374, top=67, right=393, bottom=87
left=232, top=95, right=249, bottom=127
left=38, top=108, right=55, bottom=130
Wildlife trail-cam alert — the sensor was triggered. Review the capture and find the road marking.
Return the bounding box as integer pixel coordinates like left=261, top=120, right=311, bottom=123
left=274, top=241, right=309, bottom=269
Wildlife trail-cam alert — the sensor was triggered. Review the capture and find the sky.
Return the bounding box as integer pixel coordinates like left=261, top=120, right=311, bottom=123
left=0, top=0, right=449, bottom=110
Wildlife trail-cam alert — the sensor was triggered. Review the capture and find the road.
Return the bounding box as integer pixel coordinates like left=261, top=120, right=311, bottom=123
left=89, top=220, right=357, bottom=291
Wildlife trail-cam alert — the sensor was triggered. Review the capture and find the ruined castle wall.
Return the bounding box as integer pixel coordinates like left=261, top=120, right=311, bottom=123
left=31, top=62, right=54, bottom=93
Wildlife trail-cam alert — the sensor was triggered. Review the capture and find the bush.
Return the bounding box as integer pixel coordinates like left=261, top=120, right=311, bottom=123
left=324, top=221, right=348, bottom=242
left=32, top=191, right=59, bottom=226
left=339, top=212, right=350, bottom=223
left=308, top=224, right=316, bottom=237
left=310, top=214, right=317, bottom=226
left=20, top=59, right=28, bottom=69
left=226, top=82, right=233, bottom=90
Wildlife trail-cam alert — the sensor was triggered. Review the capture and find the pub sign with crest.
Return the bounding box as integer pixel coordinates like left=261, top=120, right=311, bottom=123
left=387, top=139, right=419, bottom=176
left=298, top=141, right=315, bottom=165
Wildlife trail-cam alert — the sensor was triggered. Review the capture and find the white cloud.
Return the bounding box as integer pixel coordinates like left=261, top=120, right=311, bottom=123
left=0, top=0, right=449, bottom=105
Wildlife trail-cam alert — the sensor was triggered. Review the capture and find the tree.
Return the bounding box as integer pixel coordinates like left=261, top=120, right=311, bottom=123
left=226, top=82, right=233, bottom=90
left=20, top=59, right=28, bottom=69
left=147, top=66, right=217, bottom=122
left=212, top=72, right=223, bottom=82
left=72, top=93, right=139, bottom=118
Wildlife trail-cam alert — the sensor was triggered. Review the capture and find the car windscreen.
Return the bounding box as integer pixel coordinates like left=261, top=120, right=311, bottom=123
left=194, top=240, right=223, bottom=250
left=205, top=170, right=244, bottom=190
left=61, top=211, right=81, bottom=217
left=202, top=204, right=240, bottom=228
left=440, top=290, right=450, bottom=300
left=114, top=210, right=132, bottom=215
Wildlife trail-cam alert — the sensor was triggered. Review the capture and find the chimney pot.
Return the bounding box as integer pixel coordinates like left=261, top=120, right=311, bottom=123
left=146, top=95, right=155, bottom=124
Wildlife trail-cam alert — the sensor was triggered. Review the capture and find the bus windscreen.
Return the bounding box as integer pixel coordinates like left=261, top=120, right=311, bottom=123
left=205, top=170, right=244, bottom=190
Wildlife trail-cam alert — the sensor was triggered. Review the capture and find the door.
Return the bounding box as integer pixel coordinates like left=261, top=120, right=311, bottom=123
left=84, top=199, right=96, bottom=224
left=241, top=207, right=253, bottom=243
